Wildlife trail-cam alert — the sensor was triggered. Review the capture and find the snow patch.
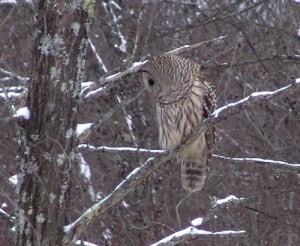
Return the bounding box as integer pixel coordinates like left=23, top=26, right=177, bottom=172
left=191, top=217, right=203, bottom=226
left=79, top=153, right=95, bottom=201
left=122, top=200, right=130, bottom=208
left=132, top=60, right=148, bottom=68
left=9, top=174, right=18, bottom=185
left=215, top=195, right=244, bottom=206
left=79, top=154, right=91, bottom=181
left=71, top=22, right=80, bottom=36
left=0, top=0, right=17, bottom=4
left=84, top=87, right=106, bottom=99
left=75, top=240, right=98, bottom=246
left=36, top=213, right=45, bottom=223
left=13, top=107, right=30, bottom=120
left=0, top=208, right=9, bottom=217
left=76, top=123, right=93, bottom=137
left=1, top=203, right=7, bottom=208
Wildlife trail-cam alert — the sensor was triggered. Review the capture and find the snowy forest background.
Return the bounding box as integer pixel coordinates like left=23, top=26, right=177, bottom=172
left=0, top=0, right=300, bottom=245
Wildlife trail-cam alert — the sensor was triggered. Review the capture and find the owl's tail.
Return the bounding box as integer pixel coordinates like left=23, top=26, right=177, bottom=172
left=181, top=158, right=208, bottom=192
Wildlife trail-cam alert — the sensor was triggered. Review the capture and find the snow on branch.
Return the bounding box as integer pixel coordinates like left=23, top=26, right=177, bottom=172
left=0, top=86, right=28, bottom=101
left=63, top=79, right=300, bottom=244
left=214, top=155, right=300, bottom=170
left=165, top=35, right=228, bottom=55
left=150, top=226, right=246, bottom=246
left=213, top=80, right=300, bottom=118
left=77, top=145, right=300, bottom=169
left=214, top=195, right=245, bottom=207
left=77, top=144, right=165, bottom=155
left=88, top=39, right=108, bottom=73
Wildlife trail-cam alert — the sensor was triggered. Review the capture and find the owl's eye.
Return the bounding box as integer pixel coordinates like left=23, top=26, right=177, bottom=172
left=148, top=78, right=155, bottom=86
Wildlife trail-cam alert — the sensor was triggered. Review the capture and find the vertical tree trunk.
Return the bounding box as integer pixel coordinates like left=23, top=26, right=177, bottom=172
left=16, top=1, right=88, bottom=245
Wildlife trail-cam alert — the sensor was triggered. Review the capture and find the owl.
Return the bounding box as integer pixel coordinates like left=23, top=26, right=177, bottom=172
left=141, top=54, right=216, bottom=192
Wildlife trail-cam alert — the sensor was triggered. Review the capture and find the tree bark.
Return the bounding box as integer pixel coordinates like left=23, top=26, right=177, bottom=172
left=16, top=1, right=88, bottom=245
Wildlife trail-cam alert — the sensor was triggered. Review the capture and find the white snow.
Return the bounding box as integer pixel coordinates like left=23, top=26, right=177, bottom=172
left=110, top=0, right=121, bottom=10
left=0, top=0, right=17, bottom=4
left=13, top=107, right=30, bottom=120
left=79, top=154, right=91, bottom=181
left=79, top=153, right=95, bottom=201
left=81, top=81, right=95, bottom=89
left=132, top=61, right=148, bottom=68
left=151, top=226, right=246, bottom=246
left=77, top=144, right=165, bottom=154
left=0, top=208, right=9, bottom=217
left=122, top=200, right=129, bottom=208
left=88, top=39, right=108, bottom=72
left=105, top=72, right=121, bottom=81
left=70, top=22, right=80, bottom=36
left=1, top=203, right=7, bottom=208
left=191, top=217, right=203, bottom=226
left=215, top=195, right=244, bottom=206
left=213, top=96, right=248, bottom=117
left=296, top=78, right=300, bottom=84
left=9, top=174, right=18, bottom=185
left=0, top=90, right=24, bottom=100
left=76, top=123, right=93, bottom=137
left=75, top=240, right=99, bottom=246
left=214, top=155, right=300, bottom=167
left=84, top=87, right=106, bottom=99
left=297, top=29, right=300, bottom=38
left=105, top=1, right=127, bottom=53
left=81, top=81, right=96, bottom=96
left=65, top=128, right=73, bottom=139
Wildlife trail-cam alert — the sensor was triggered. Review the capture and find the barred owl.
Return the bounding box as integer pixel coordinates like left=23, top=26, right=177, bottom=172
left=141, top=54, right=216, bottom=192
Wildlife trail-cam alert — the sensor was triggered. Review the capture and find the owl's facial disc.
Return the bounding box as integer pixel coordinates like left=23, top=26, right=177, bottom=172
left=141, top=71, right=161, bottom=98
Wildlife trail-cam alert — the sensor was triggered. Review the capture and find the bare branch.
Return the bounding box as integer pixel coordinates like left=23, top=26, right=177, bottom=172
left=63, top=79, right=300, bottom=244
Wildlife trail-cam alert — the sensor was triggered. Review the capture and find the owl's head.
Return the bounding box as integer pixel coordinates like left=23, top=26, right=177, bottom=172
left=141, top=54, right=198, bottom=103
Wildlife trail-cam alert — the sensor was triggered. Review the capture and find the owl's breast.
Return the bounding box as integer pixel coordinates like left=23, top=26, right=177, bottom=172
left=157, top=89, right=204, bottom=151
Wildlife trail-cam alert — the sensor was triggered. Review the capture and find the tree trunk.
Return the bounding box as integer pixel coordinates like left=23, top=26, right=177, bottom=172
left=16, top=1, right=88, bottom=245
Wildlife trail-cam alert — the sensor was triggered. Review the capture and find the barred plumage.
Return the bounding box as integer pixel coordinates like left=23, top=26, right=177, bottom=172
left=141, top=54, right=217, bottom=192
